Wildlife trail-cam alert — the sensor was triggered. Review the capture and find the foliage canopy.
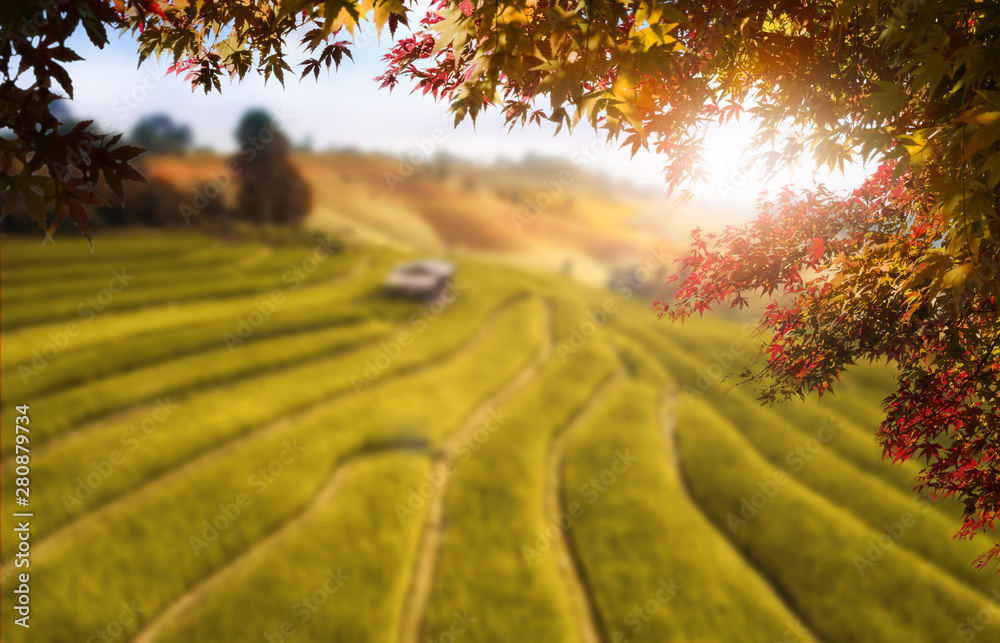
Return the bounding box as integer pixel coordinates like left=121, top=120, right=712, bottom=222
left=3, top=0, right=1000, bottom=562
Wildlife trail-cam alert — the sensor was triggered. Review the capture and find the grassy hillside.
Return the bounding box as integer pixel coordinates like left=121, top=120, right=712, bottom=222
left=1, top=230, right=997, bottom=643
left=142, top=151, right=689, bottom=284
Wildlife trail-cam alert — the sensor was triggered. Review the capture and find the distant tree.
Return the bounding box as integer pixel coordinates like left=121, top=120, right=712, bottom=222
left=129, top=114, right=192, bottom=155
left=92, top=175, right=189, bottom=227
left=0, top=0, right=142, bottom=240
left=232, top=109, right=312, bottom=227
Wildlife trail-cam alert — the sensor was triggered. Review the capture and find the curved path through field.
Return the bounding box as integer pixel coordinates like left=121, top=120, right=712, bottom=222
left=658, top=385, right=824, bottom=643
left=2, top=295, right=527, bottom=582
left=130, top=442, right=421, bottom=643
left=397, top=299, right=556, bottom=643
left=544, top=363, right=628, bottom=643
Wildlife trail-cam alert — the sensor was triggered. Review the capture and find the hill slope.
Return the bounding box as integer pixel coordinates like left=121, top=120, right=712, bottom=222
left=143, top=150, right=689, bottom=284
left=1, top=231, right=997, bottom=643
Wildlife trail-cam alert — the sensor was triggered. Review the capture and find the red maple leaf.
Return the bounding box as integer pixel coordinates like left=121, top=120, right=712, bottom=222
left=808, top=236, right=825, bottom=265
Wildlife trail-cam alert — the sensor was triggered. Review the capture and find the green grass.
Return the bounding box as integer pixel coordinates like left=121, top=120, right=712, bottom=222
left=1, top=251, right=271, bottom=302
left=0, top=289, right=536, bottom=558
left=607, top=330, right=670, bottom=385
left=0, top=230, right=218, bottom=266
left=422, top=300, right=618, bottom=643
left=563, top=380, right=818, bottom=643
left=773, top=399, right=942, bottom=504
left=700, top=385, right=999, bottom=596
left=0, top=252, right=378, bottom=371
left=0, top=242, right=262, bottom=287
left=0, top=261, right=385, bottom=405
left=155, top=453, right=434, bottom=643
left=0, top=296, right=544, bottom=642
left=1, top=238, right=390, bottom=329
left=2, top=230, right=997, bottom=643
left=610, top=309, right=993, bottom=590
left=676, top=400, right=1000, bottom=643
left=1, top=259, right=351, bottom=328
left=1, top=319, right=389, bottom=451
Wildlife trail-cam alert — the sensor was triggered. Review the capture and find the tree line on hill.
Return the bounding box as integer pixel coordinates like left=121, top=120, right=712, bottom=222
left=1, top=109, right=311, bottom=234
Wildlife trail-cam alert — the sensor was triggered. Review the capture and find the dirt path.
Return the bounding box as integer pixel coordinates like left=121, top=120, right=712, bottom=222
left=397, top=298, right=555, bottom=643
left=132, top=293, right=545, bottom=643
left=5, top=317, right=377, bottom=465
left=658, top=386, right=823, bottom=643
left=4, top=296, right=525, bottom=580
left=131, top=443, right=424, bottom=643
left=544, top=367, right=627, bottom=643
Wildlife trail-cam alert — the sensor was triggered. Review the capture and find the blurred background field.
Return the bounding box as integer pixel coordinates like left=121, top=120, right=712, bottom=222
left=2, top=108, right=999, bottom=642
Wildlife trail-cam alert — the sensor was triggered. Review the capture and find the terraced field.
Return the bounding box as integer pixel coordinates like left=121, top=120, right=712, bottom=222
left=2, top=231, right=998, bottom=643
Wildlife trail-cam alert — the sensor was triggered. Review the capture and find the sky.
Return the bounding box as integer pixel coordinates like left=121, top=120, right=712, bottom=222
left=62, top=21, right=873, bottom=224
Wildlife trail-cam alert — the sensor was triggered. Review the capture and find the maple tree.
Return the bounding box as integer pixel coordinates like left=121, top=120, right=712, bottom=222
left=3, top=0, right=1000, bottom=562
left=1, top=0, right=143, bottom=240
